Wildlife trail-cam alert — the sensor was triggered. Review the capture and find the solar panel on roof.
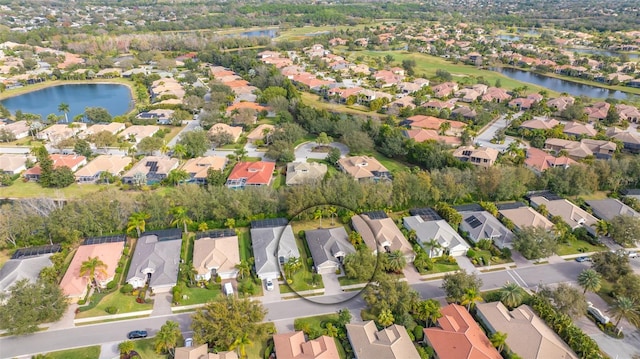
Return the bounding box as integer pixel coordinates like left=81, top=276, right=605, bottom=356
left=464, top=216, right=483, bottom=229
left=83, top=234, right=126, bottom=246
left=195, top=229, right=237, bottom=240
left=364, top=211, right=388, bottom=220
left=142, top=228, right=182, bottom=241
left=496, top=202, right=527, bottom=210
left=409, top=208, right=442, bottom=221
left=145, top=161, right=158, bottom=167
left=525, top=190, right=562, bottom=201
left=12, top=244, right=62, bottom=259
left=251, top=218, right=288, bottom=229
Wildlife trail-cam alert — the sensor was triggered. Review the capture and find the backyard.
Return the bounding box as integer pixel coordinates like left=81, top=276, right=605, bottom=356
left=293, top=314, right=348, bottom=359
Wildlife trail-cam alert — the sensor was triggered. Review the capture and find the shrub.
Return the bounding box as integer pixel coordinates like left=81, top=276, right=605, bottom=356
left=106, top=280, right=117, bottom=290
left=489, top=246, right=501, bottom=257
left=307, top=258, right=314, bottom=267
left=466, top=249, right=477, bottom=258
left=120, top=283, right=134, bottom=294
left=77, top=299, right=86, bottom=305
left=215, top=276, right=222, bottom=283
left=413, top=325, right=424, bottom=341
left=501, top=247, right=512, bottom=259
left=205, top=282, right=217, bottom=290
left=105, top=306, right=118, bottom=314
left=115, top=267, right=123, bottom=274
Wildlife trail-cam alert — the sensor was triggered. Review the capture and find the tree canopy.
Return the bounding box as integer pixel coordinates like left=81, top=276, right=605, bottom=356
left=441, top=270, right=483, bottom=304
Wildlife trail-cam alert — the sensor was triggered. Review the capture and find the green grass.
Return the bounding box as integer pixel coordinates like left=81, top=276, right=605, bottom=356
left=428, top=261, right=461, bottom=274
left=76, top=290, right=153, bottom=318
left=338, top=276, right=368, bottom=286
left=597, top=280, right=616, bottom=306
left=0, top=181, right=111, bottom=199
left=469, top=249, right=511, bottom=266
left=131, top=338, right=165, bottom=359
left=46, top=345, right=101, bottom=359
left=245, top=323, right=276, bottom=358
left=294, top=313, right=340, bottom=333
left=272, top=169, right=286, bottom=189
left=371, top=151, right=410, bottom=173
left=237, top=227, right=252, bottom=262
left=555, top=239, right=606, bottom=256
left=300, top=92, right=386, bottom=119
left=175, top=286, right=222, bottom=306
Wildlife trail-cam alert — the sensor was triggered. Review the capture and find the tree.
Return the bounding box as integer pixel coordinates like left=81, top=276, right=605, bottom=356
left=384, top=250, right=406, bottom=273
left=608, top=215, right=640, bottom=247
left=490, top=332, right=508, bottom=352
left=178, top=130, right=210, bottom=159
left=118, top=341, right=134, bottom=356
left=80, top=256, right=108, bottom=292
left=316, top=132, right=332, bottom=145
left=235, top=259, right=253, bottom=280
left=340, top=131, right=373, bottom=155
left=58, top=103, right=70, bottom=123
left=170, top=206, right=192, bottom=232
left=137, top=136, right=164, bottom=155
left=0, top=279, right=68, bottom=335
left=613, top=274, right=640, bottom=302
left=591, top=251, right=632, bottom=282
left=438, top=121, right=451, bottom=135
left=84, top=107, right=112, bottom=123
left=363, top=273, right=419, bottom=320
left=413, top=299, right=441, bottom=327
left=441, top=270, right=482, bottom=304
left=206, top=168, right=226, bottom=187
left=154, top=320, right=181, bottom=356
left=499, top=282, right=525, bottom=308
left=172, top=144, right=187, bottom=160
left=512, top=226, right=558, bottom=260
left=461, top=287, right=483, bottom=310
left=73, top=139, right=92, bottom=158
left=326, top=147, right=341, bottom=164
left=47, top=167, right=76, bottom=188
left=610, top=296, right=640, bottom=328
left=229, top=333, right=252, bottom=359
left=593, top=219, right=610, bottom=237
left=165, top=169, right=190, bottom=186
left=234, top=147, right=248, bottom=162
left=541, top=283, right=587, bottom=318
left=343, top=248, right=377, bottom=281
left=577, top=269, right=602, bottom=294
left=191, top=296, right=267, bottom=352
left=224, top=218, right=236, bottom=229
left=127, top=211, right=150, bottom=237
left=377, top=309, right=394, bottom=327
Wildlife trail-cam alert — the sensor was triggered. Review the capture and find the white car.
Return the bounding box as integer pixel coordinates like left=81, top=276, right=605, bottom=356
left=265, top=278, right=274, bottom=291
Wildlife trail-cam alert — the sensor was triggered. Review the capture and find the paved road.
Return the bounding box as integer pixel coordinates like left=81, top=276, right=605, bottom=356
left=0, top=261, right=587, bottom=359
left=474, top=112, right=523, bottom=152
left=166, top=118, right=201, bottom=148
left=293, top=141, right=349, bottom=162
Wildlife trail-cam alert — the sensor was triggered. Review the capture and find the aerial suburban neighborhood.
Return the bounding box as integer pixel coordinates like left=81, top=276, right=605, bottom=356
left=0, top=0, right=640, bottom=359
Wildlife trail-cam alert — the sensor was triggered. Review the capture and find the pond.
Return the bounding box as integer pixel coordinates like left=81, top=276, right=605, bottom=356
left=1, top=83, right=133, bottom=121
left=237, top=29, right=278, bottom=38
left=491, top=67, right=638, bottom=101
left=564, top=47, right=639, bottom=60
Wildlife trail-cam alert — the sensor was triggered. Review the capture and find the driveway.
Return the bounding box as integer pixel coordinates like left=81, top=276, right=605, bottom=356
left=260, top=279, right=281, bottom=303
left=321, top=272, right=342, bottom=296
left=167, top=118, right=201, bottom=147
left=294, top=141, right=349, bottom=162
left=474, top=112, right=523, bottom=152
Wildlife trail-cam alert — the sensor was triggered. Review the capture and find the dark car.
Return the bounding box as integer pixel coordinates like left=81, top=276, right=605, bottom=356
left=127, top=330, right=148, bottom=339
left=575, top=256, right=591, bottom=262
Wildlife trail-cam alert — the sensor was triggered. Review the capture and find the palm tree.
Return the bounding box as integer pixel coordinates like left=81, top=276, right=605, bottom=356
left=313, top=207, right=323, bottom=227
left=490, top=331, right=508, bottom=352
left=414, top=299, right=441, bottom=327
left=438, top=121, right=451, bottom=135
left=593, top=220, right=610, bottom=237
left=58, top=103, right=70, bottom=123
left=169, top=206, right=192, bottom=233
left=500, top=282, right=525, bottom=308
left=230, top=333, right=252, bottom=359
left=79, top=256, right=108, bottom=292
left=378, top=309, right=395, bottom=327
left=324, top=323, right=339, bottom=337
left=172, top=144, right=187, bottom=161
left=284, top=257, right=301, bottom=280
left=385, top=250, right=407, bottom=273
left=577, top=269, right=602, bottom=294
left=461, top=287, right=483, bottom=310
left=154, top=321, right=181, bottom=356
left=426, top=238, right=442, bottom=258
left=235, top=258, right=253, bottom=280
left=118, top=340, right=134, bottom=356
left=234, top=147, right=248, bottom=162
left=611, top=296, right=640, bottom=328
left=127, top=211, right=150, bottom=237
left=197, top=222, right=209, bottom=232
left=224, top=218, right=235, bottom=229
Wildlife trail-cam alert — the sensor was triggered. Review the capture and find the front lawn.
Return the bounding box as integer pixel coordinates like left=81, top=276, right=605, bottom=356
left=131, top=338, right=165, bottom=359
left=294, top=313, right=340, bottom=333
left=174, top=286, right=222, bottom=306
left=468, top=249, right=511, bottom=267
left=338, top=276, right=368, bottom=286
left=76, top=290, right=153, bottom=318
left=555, top=239, right=606, bottom=256
left=46, top=345, right=101, bottom=359
left=426, top=261, right=460, bottom=274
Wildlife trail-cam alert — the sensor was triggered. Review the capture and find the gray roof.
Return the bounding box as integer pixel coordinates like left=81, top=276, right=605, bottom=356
left=459, top=210, right=514, bottom=248
left=403, top=216, right=469, bottom=253
left=126, top=234, right=181, bottom=288
left=0, top=254, right=53, bottom=294
left=250, top=225, right=299, bottom=278
left=286, top=162, right=327, bottom=186
left=305, top=227, right=356, bottom=269
left=585, top=199, right=640, bottom=222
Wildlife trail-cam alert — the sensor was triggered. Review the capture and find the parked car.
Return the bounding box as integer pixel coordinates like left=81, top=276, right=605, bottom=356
left=575, top=256, right=591, bottom=262
left=628, top=251, right=638, bottom=259
left=184, top=338, right=194, bottom=347
left=127, top=330, right=148, bottom=339
left=265, top=278, right=274, bottom=291
left=224, top=282, right=234, bottom=297
left=587, top=302, right=610, bottom=325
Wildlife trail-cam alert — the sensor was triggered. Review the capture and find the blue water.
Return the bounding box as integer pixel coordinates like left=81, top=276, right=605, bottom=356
left=565, top=47, right=639, bottom=60
left=239, top=29, right=278, bottom=38
left=1, top=83, right=133, bottom=120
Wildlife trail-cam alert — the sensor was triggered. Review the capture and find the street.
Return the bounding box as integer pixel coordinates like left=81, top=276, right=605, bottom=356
left=0, top=261, right=589, bottom=359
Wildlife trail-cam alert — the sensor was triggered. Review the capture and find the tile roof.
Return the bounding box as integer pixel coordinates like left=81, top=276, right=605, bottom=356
left=274, top=331, right=340, bottom=359
left=227, top=161, right=275, bottom=186
left=181, top=156, right=227, bottom=180
left=193, top=234, right=240, bottom=278
left=60, top=241, right=125, bottom=297
left=286, top=162, right=328, bottom=185
left=74, top=155, right=132, bottom=179
left=351, top=214, right=413, bottom=260
left=337, top=156, right=389, bottom=180
left=346, top=321, right=420, bottom=359
left=498, top=206, right=554, bottom=230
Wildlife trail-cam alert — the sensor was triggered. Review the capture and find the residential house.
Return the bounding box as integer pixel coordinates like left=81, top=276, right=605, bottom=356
left=406, top=115, right=466, bottom=136
left=193, top=230, right=240, bottom=281
left=524, top=148, right=576, bottom=173
left=208, top=123, right=243, bottom=143
left=456, top=88, right=482, bottom=103
left=351, top=212, right=414, bottom=262
left=423, top=304, right=502, bottom=359
left=74, top=155, right=132, bottom=183
left=0, top=244, right=60, bottom=296
left=126, top=229, right=182, bottom=292
left=37, top=123, right=87, bottom=144
left=286, top=162, right=328, bottom=186
left=403, top=214, right=470, bottom=257
left=246, top=124, right=275, bottom=143
left=121, top=156, right=179, bottom=185
left=431, top=82, right=459, bottom=98
left=118, top=125, right=160, bottom=144
left=24, top=154, right=87, bottom=182
left=451, top=106, right=477, bottom=121
left=585, top=199, right=640, bottom=222
left=1, top=120, right=30, bottom=140
left=544, top=138, right=616, bottom=160
left=175, top=344, right=237, bottom=359
left=225, top=102, right=267, bottom=116
left=616, top=104, right=640, bottom=123
left=81, top=122, right=125, bottom=138
left=250, top=218, right=299, bottom=280
left=274, top=331, right=340, bottom=359
left=389, top=96, right=416, bottom=110
left=547, top=96, right=575, bottom=112
left=403, top=129, right=462, bottom=146
left=346, top=321, right=420, bottom=359
left=0, top=154, right=29, bottom=174
left=509, top=94, right=542, bottom=110
left=481, top=87, right=511, bottom=103
left=562, top=121, right=597, bottom=138
left=337, top=156, right=390, bottom=182
left=226, top=161, right=275, bottom=189
left=328, top=87, right=363, bottom=103
left=519, top=118, right=560, bottom=131
left=136, top=109, right=175, bottom=125
left=584, top=102, right=610, bottom=121
left=459, top=210, right=514, bottom=248
left=151, top=77, right=185, bottom=101
left=529, top=195, right=599, bottom=236
left=453, top=146, right=499, bottom=167
left=181, top=156, right=227, bottom=185
left=422, top=99, right=456, bottom=111
left=607, top=127, right=640, bottom=154
left=476, top=302, right=578, bottom=359
left=305, top=227, right=355, bottom=274
left=60, top=235, right=125, bottom=300
left=499, top=206, right=554, bottom=231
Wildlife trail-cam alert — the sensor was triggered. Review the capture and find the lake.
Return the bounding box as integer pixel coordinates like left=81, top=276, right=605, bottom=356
left=1, top=83, right=133, bottom=121
left=564, top=47, right=639, bottom=60
left=491, top=67, right=638, bottom=101
left=237, top=29, right=278, bottom=38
